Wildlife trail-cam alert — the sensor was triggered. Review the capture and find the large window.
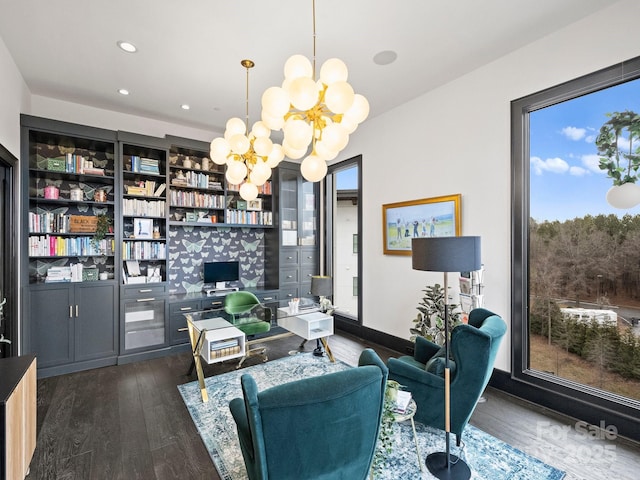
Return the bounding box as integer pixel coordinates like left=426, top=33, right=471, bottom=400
left=512, top=56, right=640, bottom=441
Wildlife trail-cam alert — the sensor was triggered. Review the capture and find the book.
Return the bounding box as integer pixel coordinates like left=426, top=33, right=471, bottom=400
left=153, top=183, right=166, bottom=197
left=394, top=390, right=412, bottom=414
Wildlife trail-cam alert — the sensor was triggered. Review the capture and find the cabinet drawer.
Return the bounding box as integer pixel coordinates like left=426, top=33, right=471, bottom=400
left=280, top=267, right=299, bottom=285
left=169, top=313, right=190, bottom=345
left=279, top=287, right=298, bottom=300
left=300, top=248, right=317, bottom=265
left=169, top=300, right=201, bottom=315
left=280, top=249, right=299, bottom=266
left=299, top=282, right=313, bottom=297
left=300, top=265, right=316, bottom=283
left=123, top=285, right=166, bottom=298
left=255, top=291, right=279, bottom=303
left=200, top=297, right=225, bottom=310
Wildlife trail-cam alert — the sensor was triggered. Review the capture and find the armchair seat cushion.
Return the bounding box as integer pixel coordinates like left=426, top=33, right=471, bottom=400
left=236, top=320, right=270, bottom=336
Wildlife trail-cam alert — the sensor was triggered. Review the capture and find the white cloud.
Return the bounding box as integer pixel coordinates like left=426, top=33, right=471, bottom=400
left=562, top=126, right=587, bottom=141
left=581, top=154, right=605, bottom=174
left=531, top=156, right=569, bottom=175
left=569, top=166, right=589, bottom=176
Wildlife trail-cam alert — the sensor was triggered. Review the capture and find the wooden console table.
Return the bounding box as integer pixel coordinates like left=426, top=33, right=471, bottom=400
left=0, top=355, right=36, bottom=480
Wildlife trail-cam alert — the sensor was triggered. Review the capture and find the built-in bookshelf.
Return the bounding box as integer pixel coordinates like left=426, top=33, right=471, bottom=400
left=226, top=181, right=274, bottom=226
left=120, top=141, right=168, bottom=284
left=25, top=129, right=117, bottom=284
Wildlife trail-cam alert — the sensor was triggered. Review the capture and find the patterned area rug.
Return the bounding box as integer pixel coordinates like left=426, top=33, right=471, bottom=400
left=178, top=353, right=565, bottom=480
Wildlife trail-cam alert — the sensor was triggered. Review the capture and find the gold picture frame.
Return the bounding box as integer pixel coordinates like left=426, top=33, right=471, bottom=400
left=382, top=194, right=461, bottom=255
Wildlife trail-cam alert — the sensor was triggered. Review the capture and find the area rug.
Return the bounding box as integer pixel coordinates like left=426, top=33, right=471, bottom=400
left=178, top=353, right=565, bottom=480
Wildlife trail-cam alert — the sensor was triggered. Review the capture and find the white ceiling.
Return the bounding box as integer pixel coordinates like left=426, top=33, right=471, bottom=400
left=0, top=0, right=619, bottom=134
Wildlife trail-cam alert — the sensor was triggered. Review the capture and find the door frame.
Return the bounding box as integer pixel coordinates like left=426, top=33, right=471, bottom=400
left=325, top=155, right=362, bottom=326
left=0, top=142, right=19, bottom=357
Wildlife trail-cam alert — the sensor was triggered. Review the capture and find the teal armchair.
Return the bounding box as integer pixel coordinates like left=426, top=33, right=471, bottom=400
left=387, top=308, right=506, bottom=445
left=229, top=348, right=388, bottom=480
left=224, top=291, right=272, bottom=367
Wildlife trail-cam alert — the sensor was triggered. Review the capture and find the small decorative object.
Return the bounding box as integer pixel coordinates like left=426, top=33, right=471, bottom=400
left=82, top=267, right=99, bottom=282
left=91, top=214, right=112, bottom=251
left=69, top=187, right=83, bottom=201
left=153, top=224, right=160, bottom=239
left=202, top=157, right=210, bottom=170
left=47, top=157, right=66, bottom=172
left=382, top=194, right=461, bottom=255
left=173, top=211, right=184, bottom=221
left=235, top=200, right=247, bottom=210
left=288, top=298, right=300, bottom=314
left=194, top=162, right=201, bottom=170
left=44, top=185, right=59, bottom=199
left=99, top=272, right=108, bottom=281
left=247, top=198, right=263, bottom=211
left=185, top=211, right=197, bottom=222
left=134, top=218, right=153, bottom=239
left=182, top=156, right=192, bottom=169
left=176, top=170, right=185, bottom=179
left=93, top=188, right=106, bottom=202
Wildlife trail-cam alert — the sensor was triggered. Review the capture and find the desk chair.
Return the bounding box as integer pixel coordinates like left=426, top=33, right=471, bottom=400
left=224, top=291, right=272, bottom=368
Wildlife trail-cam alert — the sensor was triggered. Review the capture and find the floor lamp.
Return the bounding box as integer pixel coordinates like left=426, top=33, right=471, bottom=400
left=412, top=236, right=481, bottom=480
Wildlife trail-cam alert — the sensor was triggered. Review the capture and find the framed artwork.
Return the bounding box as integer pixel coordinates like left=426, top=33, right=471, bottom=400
left=134, top=217, right=153, bottom=239
left=382, top=194, right=461, bottom=255
left=247, top=198, right=263, bottom=211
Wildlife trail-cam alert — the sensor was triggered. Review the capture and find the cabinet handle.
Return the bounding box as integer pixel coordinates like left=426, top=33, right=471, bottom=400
left=307, top=256, right=313, bottom=259
left=263, top=297, right=273, bottom=301
left=287, top=256, right=293, bottom=260
left=76, top=305, right=79, bottom=317
left=69, top=305, right=73, bottom=318
left=286, top=293, right=293, bottom=297
left=209, top=301, right=222, bottom=306
left=177, top=327, right=188, bottom=332
left=138, top=289, right=153, bottom=293
left=307, top=273, right=312, bottom=277
left=137, top=297, right=155, bottom=302
left=180, top=307, right=193, bottom=311
left=287, top=275, right=293, bottom=279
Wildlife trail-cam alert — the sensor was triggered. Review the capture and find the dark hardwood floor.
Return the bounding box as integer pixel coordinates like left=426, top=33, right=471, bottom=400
left=27, top=331, right=639, bottom=480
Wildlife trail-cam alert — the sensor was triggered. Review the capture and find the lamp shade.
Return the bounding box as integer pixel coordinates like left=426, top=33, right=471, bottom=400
left=411, top=236, right=481, bottom=273
left=310, top=275, right=332, bottom=297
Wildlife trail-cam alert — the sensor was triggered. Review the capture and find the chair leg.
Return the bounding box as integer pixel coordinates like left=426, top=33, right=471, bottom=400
left=456, top=433, right=462, bottom=447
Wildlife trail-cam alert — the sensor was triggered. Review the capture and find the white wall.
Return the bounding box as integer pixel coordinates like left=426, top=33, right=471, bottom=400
left=31, top=95, right=219, bottom=142
left=339, top=0, right=640, bottom=372
left=0, top=34, right=30, bottom=156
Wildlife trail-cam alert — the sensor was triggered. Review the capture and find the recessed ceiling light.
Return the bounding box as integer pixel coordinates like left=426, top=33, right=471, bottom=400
left=118, top=89, right=130, bottom=95
left=117, top=41, right=137, bottom=53
left=373, top=50, right=398, bottom=66
left=181, top=104, right=190, bottom=110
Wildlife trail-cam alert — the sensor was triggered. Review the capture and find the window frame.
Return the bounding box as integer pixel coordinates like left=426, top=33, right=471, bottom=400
left=511, top=55, right=640, bottom=441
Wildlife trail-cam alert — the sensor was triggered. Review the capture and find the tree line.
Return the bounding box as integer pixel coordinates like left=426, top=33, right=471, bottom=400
left=530, top=214, right=640, bottom=383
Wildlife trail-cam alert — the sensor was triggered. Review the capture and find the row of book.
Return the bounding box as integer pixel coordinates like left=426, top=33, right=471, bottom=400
left=122, top=198, right=166, bottom=217
left=125, top=181, right=165, bottom=197
left=225, top=209, right=273, bottom=225
left=122, top=241, right=166, bottom=260
left=130, top=156, right=160, bottom=174
left=170, top=191, right=226, bottom=209
left=45, top=266, right=72, bottom=283
left=171, top=171, right=220, bottom=189
left=29, top=235, right=115, bottom=257
left=29, top=212, right=73, bottom=234
left=209, top=338, right=242, bottom=359
left=228, top=180, right=272, bottom=195
left=63, top=153, right=105, bottom=176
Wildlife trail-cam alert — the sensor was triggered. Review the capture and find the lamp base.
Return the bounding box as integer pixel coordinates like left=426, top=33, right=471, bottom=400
left=425, top=452, right=471, bottom=480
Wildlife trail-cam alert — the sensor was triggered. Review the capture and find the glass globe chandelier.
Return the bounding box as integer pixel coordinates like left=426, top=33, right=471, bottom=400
left=260, top=0, right=369, bottom=182
left=210, top=59, right=285, bottom=201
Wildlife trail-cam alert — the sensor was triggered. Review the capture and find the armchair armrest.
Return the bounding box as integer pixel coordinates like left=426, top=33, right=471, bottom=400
left=387, top=357, right=445, bottom=389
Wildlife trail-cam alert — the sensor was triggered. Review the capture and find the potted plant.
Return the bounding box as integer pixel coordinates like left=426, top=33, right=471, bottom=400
left=596, top=110, right=640, bottom=208
left=371, top=380, right=401, bottom=476
left=410, top=283, right=460, bottom=345
left=91, top=214, right=112, bottom=252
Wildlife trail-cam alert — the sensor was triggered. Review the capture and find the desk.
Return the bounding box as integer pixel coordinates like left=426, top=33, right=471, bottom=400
left=185, top=314, right=246, bottom=403
left=277, top=306, right=335, bottom=362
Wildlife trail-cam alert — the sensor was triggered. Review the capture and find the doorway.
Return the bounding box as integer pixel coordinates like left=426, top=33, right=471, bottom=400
left=0, top=142, right=18, bottom=358
left=326, top=155, right=362, bottom=325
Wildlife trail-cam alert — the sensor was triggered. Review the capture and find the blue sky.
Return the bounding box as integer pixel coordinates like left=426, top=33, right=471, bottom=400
left=530, top=78, right=640, bottom=221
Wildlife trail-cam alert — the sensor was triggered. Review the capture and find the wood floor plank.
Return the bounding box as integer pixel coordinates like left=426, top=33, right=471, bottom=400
left=25, top=331, right=639, bottom=480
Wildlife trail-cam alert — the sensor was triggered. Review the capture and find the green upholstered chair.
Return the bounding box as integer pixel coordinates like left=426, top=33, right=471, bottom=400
left=387, top=308, right=506, bottom=445
left=229, top=348, right=388, bottom=480
left=224, top=291, right=272, bottom=367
